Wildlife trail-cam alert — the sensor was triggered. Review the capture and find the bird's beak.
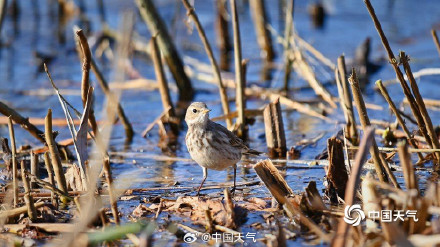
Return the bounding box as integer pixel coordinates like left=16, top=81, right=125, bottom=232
left=202, top=109, right=211, bottom=114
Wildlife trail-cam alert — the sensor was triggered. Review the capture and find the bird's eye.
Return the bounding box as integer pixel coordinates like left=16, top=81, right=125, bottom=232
left=192, top=109, right=197, bottom=113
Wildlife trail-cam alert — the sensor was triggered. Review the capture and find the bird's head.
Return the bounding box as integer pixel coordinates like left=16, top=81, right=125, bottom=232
left=185, top=102, right=211, bottom=127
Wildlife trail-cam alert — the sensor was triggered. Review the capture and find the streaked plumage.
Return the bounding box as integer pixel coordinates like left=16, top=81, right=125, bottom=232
left=185, top=102, right=260, bottom=196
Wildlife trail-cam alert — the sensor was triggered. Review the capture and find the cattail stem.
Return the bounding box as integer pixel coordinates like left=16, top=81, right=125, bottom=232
left=45, top=109, right=68, bottom=194
left=7, top=117, right=18, bottom=207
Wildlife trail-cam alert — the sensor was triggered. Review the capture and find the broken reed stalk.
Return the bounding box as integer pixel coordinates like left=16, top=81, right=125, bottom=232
left=0, top=102, right=46, bottom=143
left=326, top=137, right=348, bottom=203
left=30, top=151, right=39, bottom=189
left=376, top=80, right=424, bottom=161
left=90, top=54, right=133, bottom=141
left=223, top=188, right=236, bottom=229
left=400, top=52, right=440, bottom=162
left=45, top=109, right=68, bottom=194
left=230, top=0, right=247, bottom=135
left=431, top=29, right=440, bottom=57
left=263, top=98, right=287, bottom=158
left=336, top=55, right=358, bottom=144
left=21, top=160, right=38, bottom=221
left=332, top=127, right=375, bottom=247
left=136, top=0, right=194, bottom=102
left=349, top=69, right=388, bottom=182
left=181, top=0, right=232, bottom=129
left=150, top=35, right=178, bottom=136
left=7, top=117, right=18, bottom=207
left=43, top=152, right=57, bottom=206
left=397, top=141, right=419, bottom=192
left=282, top=0, right=294, bottom=92
left=0, top=202, right=45, bottom=220
left=254, top=159, right=330, bottom=242
left=249, top=0, right=275, bottom=62
left=76, top=29, right=99, bottom=136
left=215, top=0, right=231, bottom=71
left=103, top=158, right=120, bottom=225
left=204, top=209, right=214, bottom=233
left=363, top=0, right=435, bottom=161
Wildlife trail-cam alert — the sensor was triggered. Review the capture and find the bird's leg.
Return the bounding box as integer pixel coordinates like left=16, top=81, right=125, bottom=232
left=196, top=167, right=208, bottom=197
left=231, top=164, right=237, bottom=195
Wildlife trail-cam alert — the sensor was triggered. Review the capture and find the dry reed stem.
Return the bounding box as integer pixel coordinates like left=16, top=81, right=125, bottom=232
left=332, top=127, right=375, bottom=247
left=136, top=0, right=194, bottom=101
left=337, top=55, right=358, bottom=144
left=400, top=52, right=440, bottom=163
left=349, top=69, right=387, bottom=182
left=254, top=159, right=330, bottom=242
left=292, top=48, right=337, bottom=108
left=363, top=0, right=434, bottom=158
left=249, top=0, right=274, bottom=61
left=376, top=80, right=424, bottom=161
left=76, top=29, right=99, bottom=137
left=43, top=152, right=57, bottom=206
left=0, top=102, right=46, bottom=143
left=397, top=141, right=419, bottom=192
left=150, top=35, right=176, bottom=121
left=230, top=0, right=245, bottom=133
left=0, top=202, right=45, bottom=220
left=282, top=0, right=294, bottom=92
left=181, top=0, right=232, bottom=129
left=215, top=0, right=231, bottom=71
left=30, top=151, right=38, bottom=189
left=7, top=117, right=18, bottom=207
left=45, top=109, right=68, bottom=193
left=103, top=157, right=120, bottom=225
left=20, top=160, right=38, bottom=221
left=90, top=57, right=133, bottom=140
left=431, top=29, right=440, bottom=57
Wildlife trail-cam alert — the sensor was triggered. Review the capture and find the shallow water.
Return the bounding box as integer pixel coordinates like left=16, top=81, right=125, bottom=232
left=1, top=0, right=440, bottom=245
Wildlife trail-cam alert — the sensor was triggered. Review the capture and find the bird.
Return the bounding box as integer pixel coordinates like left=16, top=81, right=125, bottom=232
left=185, top=102, right=261, bottom=196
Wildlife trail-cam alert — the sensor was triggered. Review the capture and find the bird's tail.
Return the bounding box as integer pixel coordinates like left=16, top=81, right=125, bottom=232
left=243, top=148, right=263, bottom=156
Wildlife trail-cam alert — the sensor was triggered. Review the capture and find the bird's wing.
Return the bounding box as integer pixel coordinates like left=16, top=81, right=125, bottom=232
left=207, top=121, right=262, bottom=155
